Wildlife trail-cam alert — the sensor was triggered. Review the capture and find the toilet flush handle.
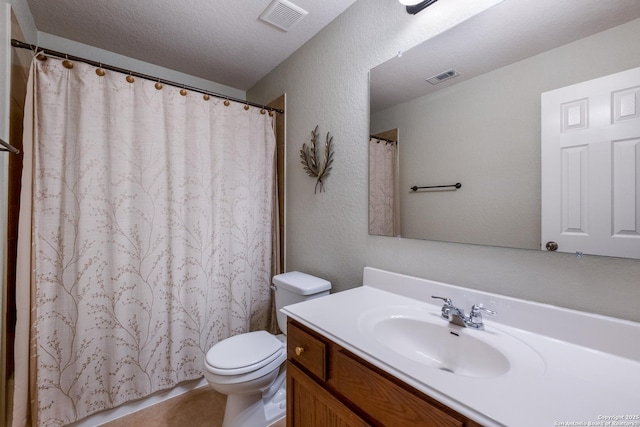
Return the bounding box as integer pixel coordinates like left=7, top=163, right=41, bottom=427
left=295, top=346, right=305, bottom=356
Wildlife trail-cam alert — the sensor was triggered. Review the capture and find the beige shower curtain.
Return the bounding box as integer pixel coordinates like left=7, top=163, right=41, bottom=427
left=368, top=137, right=399, bottom=237
left=13, top=57, right=276, bottom=426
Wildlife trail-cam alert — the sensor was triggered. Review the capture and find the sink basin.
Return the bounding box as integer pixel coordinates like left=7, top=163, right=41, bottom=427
left=358, top=305, right=545, bottom=379
left=373, top=316, right=510, bottom=378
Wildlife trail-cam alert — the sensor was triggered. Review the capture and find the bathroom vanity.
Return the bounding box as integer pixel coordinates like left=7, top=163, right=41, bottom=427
left=287, top=319, right=482, bottom=426
left=282, top=268, right=640, bottom=426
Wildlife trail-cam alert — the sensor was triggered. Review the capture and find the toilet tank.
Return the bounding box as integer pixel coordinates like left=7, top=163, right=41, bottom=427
left=273, top=271, right=331, bottom=334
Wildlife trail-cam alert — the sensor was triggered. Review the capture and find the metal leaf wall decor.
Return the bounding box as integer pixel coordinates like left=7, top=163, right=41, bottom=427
left=300, top=125, right=334, bottom=193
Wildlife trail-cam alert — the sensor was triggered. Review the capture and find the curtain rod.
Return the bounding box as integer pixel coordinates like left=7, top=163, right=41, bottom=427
left=0, top=137, right=20, bottom=154
left=11, top=39, right=284, bottom=114
left=370, top=135, right=397, bottom=144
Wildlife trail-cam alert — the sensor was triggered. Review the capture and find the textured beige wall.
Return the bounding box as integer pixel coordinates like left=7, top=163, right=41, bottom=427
left=248, top=0, right=640, bottom=322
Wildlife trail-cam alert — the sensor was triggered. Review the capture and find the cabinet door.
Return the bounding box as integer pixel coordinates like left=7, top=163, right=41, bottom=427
left=287, top=362, right=370, bottom=427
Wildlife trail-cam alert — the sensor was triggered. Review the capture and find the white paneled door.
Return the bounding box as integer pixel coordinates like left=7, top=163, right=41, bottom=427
left=541, top=66, right=640, bottom=259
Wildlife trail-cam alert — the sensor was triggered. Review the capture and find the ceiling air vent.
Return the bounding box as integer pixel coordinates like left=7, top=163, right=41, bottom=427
left=259, top=0, right=309, bottom=32
left=426, top=69, right=459, bottom=85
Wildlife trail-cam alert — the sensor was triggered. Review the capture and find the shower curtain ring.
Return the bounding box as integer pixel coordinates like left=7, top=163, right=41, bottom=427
left=62, top=54, right=74, bottom=69
left=35, top=44, right=47, bottom=61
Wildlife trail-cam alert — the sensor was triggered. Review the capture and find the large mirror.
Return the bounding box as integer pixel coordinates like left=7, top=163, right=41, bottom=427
left=369, top=0, right=640, bottom=253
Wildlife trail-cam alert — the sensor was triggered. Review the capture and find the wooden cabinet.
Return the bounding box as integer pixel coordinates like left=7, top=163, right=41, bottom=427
left=288, top=363, right=371, bottom=427
left=287, top=319, right=483, bottom=427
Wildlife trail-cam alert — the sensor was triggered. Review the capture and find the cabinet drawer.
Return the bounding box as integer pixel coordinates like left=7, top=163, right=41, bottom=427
left=287, top=320, right=328, bottom=381
left=332, top=349, right=465, bottom=427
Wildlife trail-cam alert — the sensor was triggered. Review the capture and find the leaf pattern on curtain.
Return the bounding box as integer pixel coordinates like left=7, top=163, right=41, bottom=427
left=29, top=59, right=275, bottom=425
left=368, top=138, right=398, bottom=237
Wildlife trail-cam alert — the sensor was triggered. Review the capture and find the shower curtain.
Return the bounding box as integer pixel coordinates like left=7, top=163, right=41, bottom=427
left=368, top=137, right=399, bottom=237
left=13, top=57, right=276, bottom=426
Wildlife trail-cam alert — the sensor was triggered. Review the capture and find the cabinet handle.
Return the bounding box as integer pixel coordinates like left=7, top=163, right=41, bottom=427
left=295, top=346, right=305, bottom=356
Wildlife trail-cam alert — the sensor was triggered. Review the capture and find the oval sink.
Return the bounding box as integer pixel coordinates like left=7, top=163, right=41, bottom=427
left=373, top=316, right=510, bottom=378
left=359, top=305, right=545, bottom=379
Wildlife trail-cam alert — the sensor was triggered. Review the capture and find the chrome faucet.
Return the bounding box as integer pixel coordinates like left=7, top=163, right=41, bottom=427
left=431, top=296, right=496, bottom=330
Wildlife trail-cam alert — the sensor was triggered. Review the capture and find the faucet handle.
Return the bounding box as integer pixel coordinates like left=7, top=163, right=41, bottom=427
left=431, top=296, right=452, bottom=305
left=469, top=304, right=496, bottom=323
left=470, top=304, right=497, bottom=317
left=467, top=304, right=496, bottom=330
left=432, top=296, right=453, bottom=321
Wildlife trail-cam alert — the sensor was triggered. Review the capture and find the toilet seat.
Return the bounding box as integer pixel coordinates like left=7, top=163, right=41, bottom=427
left=206, top=331, right=284, bottom=375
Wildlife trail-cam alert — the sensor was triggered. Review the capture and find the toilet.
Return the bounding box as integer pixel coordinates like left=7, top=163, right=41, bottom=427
left=204, top=271, right=331, bottom=427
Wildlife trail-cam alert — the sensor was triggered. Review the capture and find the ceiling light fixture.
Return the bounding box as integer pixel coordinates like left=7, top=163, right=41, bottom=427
left=399, top=0, right=439, bottom=15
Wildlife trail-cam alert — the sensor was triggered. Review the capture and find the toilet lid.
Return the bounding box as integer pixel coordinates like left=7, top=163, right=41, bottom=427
left=206, top=331, right=284, bottom=374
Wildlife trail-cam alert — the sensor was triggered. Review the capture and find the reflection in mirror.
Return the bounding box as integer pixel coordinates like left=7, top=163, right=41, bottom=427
left=369, top=0, right=640, bottom=255
left=369, top=129, right=399, bottom=237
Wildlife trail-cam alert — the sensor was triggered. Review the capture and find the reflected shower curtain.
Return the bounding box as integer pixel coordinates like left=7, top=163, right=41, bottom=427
left=368, top=138, right=399, bottom=237
left=13, top=57, right=276, bottom=426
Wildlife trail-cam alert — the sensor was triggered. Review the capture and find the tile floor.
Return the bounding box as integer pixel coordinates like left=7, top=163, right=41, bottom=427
left=101, top=387, right=285, bottom=427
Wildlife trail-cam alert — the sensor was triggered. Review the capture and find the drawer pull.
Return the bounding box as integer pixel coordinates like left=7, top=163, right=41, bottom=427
left=295, top=346, right=305, bottom=356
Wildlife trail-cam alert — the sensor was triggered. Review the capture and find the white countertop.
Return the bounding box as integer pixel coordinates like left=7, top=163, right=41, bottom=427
left=281, top=267, right=640, bottom=427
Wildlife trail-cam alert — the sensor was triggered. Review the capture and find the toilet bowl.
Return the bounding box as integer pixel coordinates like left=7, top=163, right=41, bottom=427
left=204, top=272, right=331, bottom=427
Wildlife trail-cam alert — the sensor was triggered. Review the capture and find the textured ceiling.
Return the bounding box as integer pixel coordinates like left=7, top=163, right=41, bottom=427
left=371, top=0, right=640, bottom=112
left=25, top=0, right=358, bottom=91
